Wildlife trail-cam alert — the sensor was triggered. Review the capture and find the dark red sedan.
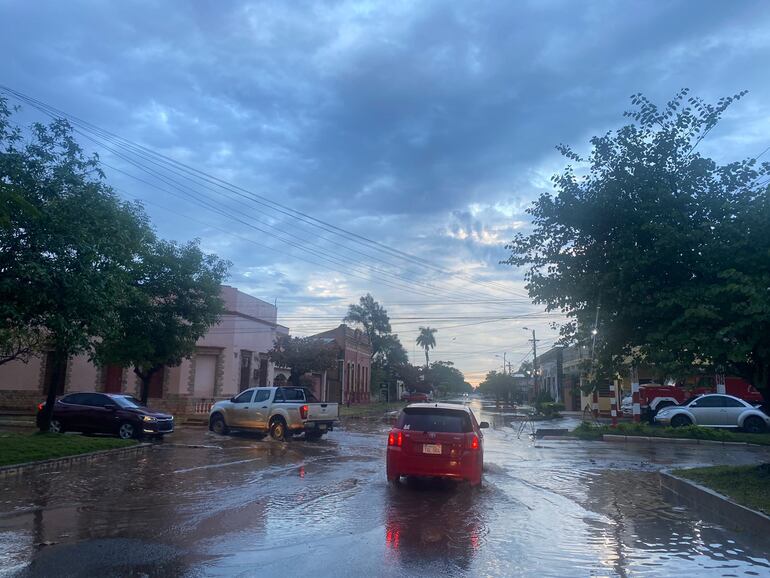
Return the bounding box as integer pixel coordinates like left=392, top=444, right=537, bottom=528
left=37, top=392, right=174, bottom=439
left=386, top=403, right=488, bottom=486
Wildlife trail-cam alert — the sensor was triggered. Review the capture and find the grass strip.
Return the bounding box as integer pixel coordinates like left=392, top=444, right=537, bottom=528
left=0, top=432, right=137, bottom=467
left=572, top=421, right=770, bottom=445
left=673, top=464, right=770, bottom=515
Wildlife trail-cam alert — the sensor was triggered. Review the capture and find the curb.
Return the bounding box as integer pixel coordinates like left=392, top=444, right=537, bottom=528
left=0, top=443, right=152, bottom=480
left=602, top=434, right=760, bottom=447
left=659, top=471, right=770, bottom=532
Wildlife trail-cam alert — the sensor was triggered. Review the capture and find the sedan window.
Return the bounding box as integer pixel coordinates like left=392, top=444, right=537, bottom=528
left=114, top=396, right=144, bottom=408
left=81, top=393, right=109, bottom=407
left=61, top=393, right=88, bottom=405
left=721, top=397, right=747, bottom=408
left=398, top=409, right=472, bottom=433
left=690, top=396, right=720, bottom=408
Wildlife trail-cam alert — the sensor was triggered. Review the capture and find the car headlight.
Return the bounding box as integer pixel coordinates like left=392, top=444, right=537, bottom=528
left=142, top=415, right=157, bottom=422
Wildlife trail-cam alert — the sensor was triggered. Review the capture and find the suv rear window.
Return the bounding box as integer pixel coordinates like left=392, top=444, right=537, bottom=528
left=398, top=408, right=472, bottom=433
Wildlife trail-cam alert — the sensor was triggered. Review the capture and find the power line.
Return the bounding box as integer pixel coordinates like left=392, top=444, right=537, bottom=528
left=0, top=85, right=531, bottom=301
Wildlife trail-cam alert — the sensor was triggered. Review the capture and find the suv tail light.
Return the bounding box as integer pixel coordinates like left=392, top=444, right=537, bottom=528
left=469, top=434, right=479, bottom=450
left=299, top=404, right=309, bottom=420
left=388, top=431, right=403, bottom=447
left=37, top=403, right=44, bottom=411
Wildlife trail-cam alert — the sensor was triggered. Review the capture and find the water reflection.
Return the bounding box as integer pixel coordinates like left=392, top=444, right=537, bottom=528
left=384, top=478, right=487, bottom=572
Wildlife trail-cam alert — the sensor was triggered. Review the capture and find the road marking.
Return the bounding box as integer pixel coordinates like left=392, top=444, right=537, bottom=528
left=172, top=458, right=262, bottom=473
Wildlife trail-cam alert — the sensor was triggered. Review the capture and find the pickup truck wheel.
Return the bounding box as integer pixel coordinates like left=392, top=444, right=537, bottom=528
left=270, top=418, right=287, bottom=441
left=743, top=416, right=767, bottom=434
left=210, top=414, right=230, bottom=436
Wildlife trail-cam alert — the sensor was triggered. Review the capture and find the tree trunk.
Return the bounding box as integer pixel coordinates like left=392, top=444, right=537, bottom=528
left=134, top=366, right=159, bottom=405
left=424, top=349, right=429, bottom=368
left=39, top=348, right=67, bottom=431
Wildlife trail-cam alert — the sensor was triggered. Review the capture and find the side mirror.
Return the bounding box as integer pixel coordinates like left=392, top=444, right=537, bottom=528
left=479, top=421, right=490, bottom=429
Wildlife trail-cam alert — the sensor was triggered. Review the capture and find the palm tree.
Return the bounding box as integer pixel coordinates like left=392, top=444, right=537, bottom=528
left=416, top=327, right=437, bottom=367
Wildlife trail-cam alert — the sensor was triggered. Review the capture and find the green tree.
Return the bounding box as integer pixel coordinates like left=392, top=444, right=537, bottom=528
left=416, top=326, right=437, bottom=367
left=94, top=239, right=229, bottom=404
left=425, top=361, right=471, bottom=396
left=505, top=90, right=770, bottom=399
left=268, top=335, right=338, bottom=387
left=343, top=294, right=412, bottom=398
left=478, top=370, right=518, bottom=404
left=343, top=293, right=392, bottom=358
left=0, top=100, right=154, bottom=428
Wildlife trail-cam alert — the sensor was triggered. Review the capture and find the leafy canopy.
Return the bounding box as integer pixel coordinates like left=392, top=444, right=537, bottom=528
left=268, top=335, right=338, bottom=386
left=504, top=89, right=770, bottom=393
left=94, top=239, right=229, bottom=402
left=0, top=97, right=153, bottom=364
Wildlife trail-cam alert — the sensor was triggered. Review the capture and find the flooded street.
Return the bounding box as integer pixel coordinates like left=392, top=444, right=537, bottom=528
left=2, top=400, right=770, bottom=577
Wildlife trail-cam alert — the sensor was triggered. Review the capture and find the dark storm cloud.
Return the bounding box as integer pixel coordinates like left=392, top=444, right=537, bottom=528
left=3, top=0, right=770, bottom=378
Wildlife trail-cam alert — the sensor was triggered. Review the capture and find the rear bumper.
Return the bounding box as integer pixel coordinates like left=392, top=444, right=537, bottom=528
left=387, top=449, right=482, bottom=483
left=290, top=420, right=339, bottom=433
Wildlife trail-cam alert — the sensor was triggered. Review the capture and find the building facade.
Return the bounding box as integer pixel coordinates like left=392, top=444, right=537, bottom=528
left=308, top=325, right=372, bottom=404
left=0, top=286, right=289, bottom=415
left=537, top=344, right=586, bottom=412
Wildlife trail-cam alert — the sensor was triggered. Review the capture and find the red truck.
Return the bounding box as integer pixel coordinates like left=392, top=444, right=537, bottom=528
left=621, top=376, right=764, bottom=420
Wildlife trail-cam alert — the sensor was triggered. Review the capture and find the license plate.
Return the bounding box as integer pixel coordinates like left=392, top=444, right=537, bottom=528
left=318, top=424, right=327, bottom=430
left=423, top=444, right=442, bottom=455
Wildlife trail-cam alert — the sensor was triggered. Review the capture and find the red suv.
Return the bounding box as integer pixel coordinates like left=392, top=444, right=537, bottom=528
left=386, top=403, right=488, bottom=486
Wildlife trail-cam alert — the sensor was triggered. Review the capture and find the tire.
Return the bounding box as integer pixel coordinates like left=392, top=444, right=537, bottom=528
left=670, top=414, right=692, bottom=428
left=210, top=414, right=230, bottom=436
left=743, top=416, right=767, bottom=434
left=270, top=418, right=287, bottom=441
left=118, top=422, right=138, bottom=440
left=48, top=418, right=64, bottom=434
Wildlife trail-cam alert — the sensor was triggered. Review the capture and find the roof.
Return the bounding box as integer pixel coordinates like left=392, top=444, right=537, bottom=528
left=404, top=402, right=472, bottom=413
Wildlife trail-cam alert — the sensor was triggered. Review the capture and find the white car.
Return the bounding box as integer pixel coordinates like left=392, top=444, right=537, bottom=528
left=654, top=393, right=769, bottom=433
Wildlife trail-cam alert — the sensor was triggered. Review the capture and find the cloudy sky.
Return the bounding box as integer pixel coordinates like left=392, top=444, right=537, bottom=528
left=2, top=0, right=770, bottom=383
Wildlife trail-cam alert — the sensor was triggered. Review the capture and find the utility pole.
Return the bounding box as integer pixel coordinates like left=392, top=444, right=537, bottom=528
left=531, top=329, right=539, bottom=396
left=503, top=352, right=507, bottom=375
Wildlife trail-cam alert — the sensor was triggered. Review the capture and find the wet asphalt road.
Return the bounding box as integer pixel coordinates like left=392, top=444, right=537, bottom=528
left=1, top=399, right=770, bottom=577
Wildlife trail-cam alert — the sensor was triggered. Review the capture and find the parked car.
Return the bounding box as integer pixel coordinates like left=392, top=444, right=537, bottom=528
left=624, top=377, right=763, bottom=421
left=209, top=386, right=339, bottom=441
left=36, top=392, right=174, bottom=439
left=654, top=393, right=770, bottom=433
left=386, top=403, right=488, bottom=486
left=401, top=392, right=430, bottom=403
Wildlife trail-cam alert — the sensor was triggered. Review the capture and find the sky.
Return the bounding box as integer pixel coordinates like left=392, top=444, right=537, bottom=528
left=2, top=0, right=770, bottom=384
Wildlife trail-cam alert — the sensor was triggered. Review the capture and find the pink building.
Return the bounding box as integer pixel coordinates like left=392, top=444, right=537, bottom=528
left=0, top=286, right=289, bottom=415
left=308, top=325, right=372, bottom=404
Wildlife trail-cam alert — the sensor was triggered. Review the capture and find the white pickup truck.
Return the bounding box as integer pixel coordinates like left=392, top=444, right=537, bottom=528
left=208, top=386, right=339, bottom=441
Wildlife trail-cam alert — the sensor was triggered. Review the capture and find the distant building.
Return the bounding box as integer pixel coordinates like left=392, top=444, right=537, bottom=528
left=307, top=325, right=372, bottom=404
left=537, top=344, right=586, bottom=411
left=0, top=285, right=289, bottom=415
